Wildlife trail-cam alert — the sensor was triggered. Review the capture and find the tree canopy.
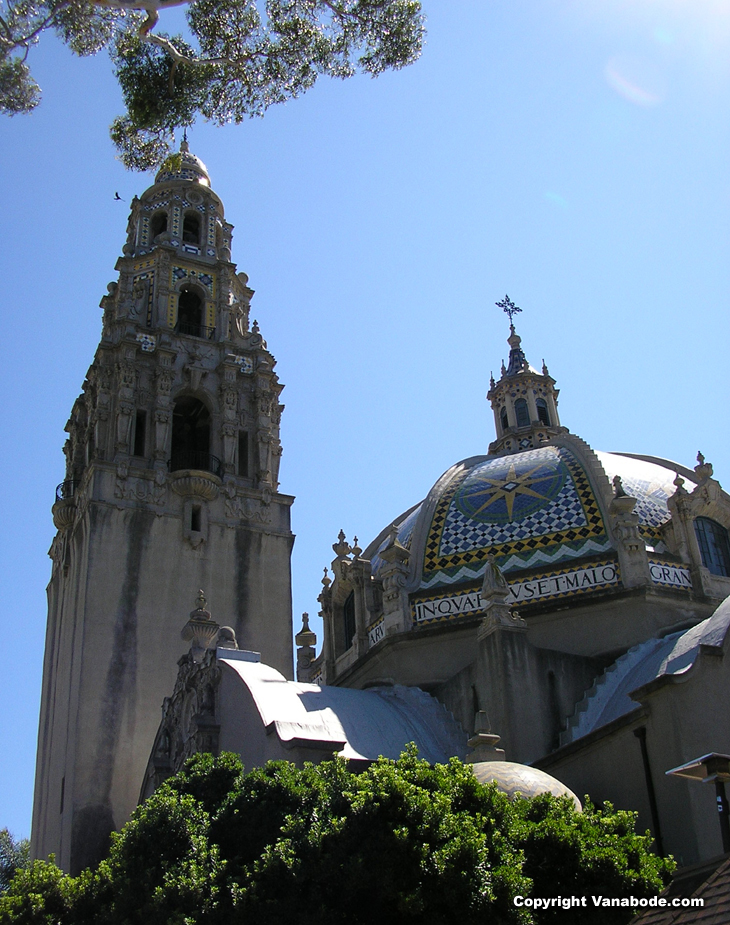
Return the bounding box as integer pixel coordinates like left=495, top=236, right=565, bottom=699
left=0, top=749, right=674, bottom=924
left=0, top=830, right=29, bottom=895
left=0, top=0, right=425, bottom=169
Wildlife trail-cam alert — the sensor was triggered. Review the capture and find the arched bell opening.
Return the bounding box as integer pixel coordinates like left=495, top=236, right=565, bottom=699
left=150, top=212, right=168, bottom=241
left=183, top=212, right=201, bottom=245
left=536, top=398, right=550, bottom=426
left=169, top=396, right=221, bottom=476
left=515, top=397, right=530, bottom=428
left=176, top=286, right=212, bottom=339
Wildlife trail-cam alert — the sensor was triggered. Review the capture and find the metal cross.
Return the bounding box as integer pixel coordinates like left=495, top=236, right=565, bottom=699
left=496, top=295, right=522, bottom=327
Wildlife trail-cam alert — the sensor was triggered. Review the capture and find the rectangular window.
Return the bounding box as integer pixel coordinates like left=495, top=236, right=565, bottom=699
left=238, top=431, right=249, bottom=478
left=191, top=505, right=202, bottom=533
left=133, top=410, right=147, bottom=457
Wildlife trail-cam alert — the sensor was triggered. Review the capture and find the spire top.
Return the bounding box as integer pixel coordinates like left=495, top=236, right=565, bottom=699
left=181, top=128, right=189, bottom=153
left=496, top=294, right=522, bottom=331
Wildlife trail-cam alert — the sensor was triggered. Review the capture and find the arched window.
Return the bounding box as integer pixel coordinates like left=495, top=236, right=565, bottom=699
left=170, top=397, right=219, bottom=475
left=150, top=212, right=168, bottom=240
left=500, top=406, right=508, bottom=431
left=177, top=288, right=205, bottom=338
left=183, top=213, right=200, bottom=244
left=694, top=517, right=730, bottom=577
left=515, top=398, right=530, bottom=427
left=342, top=591, right=356, bottom=650
left=536, top=398, right=550, bottom=426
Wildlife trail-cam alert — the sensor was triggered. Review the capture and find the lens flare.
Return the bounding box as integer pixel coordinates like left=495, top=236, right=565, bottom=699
left=604, top=55, right=666, bottom=106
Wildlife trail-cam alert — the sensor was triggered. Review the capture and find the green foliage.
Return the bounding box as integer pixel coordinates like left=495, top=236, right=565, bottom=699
left=0, top=0, right=425, bottom=169
left=0, top=59, right=40, bottom=114
left=0, top=831, right=30, bottom=894
left=0, top=751, right=674, bottom=925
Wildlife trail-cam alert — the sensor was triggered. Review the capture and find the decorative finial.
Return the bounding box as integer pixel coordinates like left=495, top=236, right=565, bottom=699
left=489, top=371, right=495, bottom=389
left=612, top=475, right=628, bottom=499
left=673, top=473, right=687, bottom=495
left=466, top=710, right=506, bottom=763
left=295, top=611, right=317, bottom=648
left=481, top=554, right=509, bottom=600
left=542, top=359, right=549, bottom=377
left=332, top=529, right=351, bottom=558
left=190, top=590, right=211, bottom=619
left=694, top=452, right=713, bottom=480
left=252, top=319, right=260, bottom=334
left=496, top=294, right=522, bottom=330
left=180, top=128, right=189, bottom=153
left=182, top=589, right=218, bottom=661
left=500, top=360, right=506, bottom=376
left=351, top=536, right=362, bottom=558
left=321, top=566, right=331, bottom=588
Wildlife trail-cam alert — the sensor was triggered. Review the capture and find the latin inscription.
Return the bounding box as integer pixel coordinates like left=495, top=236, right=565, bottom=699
left=648, top=560, right=692, bottom=590
left=368, top=620, right=385, bottom=647
left=413, top=562, right=620, bottom=624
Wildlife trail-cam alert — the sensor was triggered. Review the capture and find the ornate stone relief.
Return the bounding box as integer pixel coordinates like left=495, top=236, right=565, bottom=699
left=115, top=463, right=167, bottom=506
left=223, top=483, right=272, bottom=523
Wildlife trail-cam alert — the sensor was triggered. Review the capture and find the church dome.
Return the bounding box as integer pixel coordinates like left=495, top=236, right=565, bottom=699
left=155, top=139, right=210, bottom=186
left=368, top=437, right=685, bottom=596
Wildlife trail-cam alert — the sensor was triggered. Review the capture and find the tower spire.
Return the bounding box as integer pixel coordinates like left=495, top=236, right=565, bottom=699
left=486, top=297, right=565, bottom=455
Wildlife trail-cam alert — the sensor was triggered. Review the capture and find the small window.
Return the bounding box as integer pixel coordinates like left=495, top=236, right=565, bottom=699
left=343, top=591, right=356, bottom=650
left=695, top=517, right=730, bottom=577
left=133, top=410, right=146, bottom=457
left=183, top=213, right=200, bottom=244
left=536, top=398, right=550, bottom=426
left=150, top=212, right=168, bottom=240
left=238, top=431, right=249, bottom=478
left=500, top=406, right=508, bottom=431
left=515, top=398, right=530, bottom=427
left=191, top=505, right=202, bottom=533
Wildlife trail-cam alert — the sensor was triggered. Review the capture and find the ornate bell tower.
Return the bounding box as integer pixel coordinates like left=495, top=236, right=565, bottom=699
left=32, top=142, right=295, bottom=874
left=487, top=297, right=566, bottom=455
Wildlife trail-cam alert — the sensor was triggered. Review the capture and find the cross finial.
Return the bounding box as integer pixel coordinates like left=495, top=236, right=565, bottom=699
left=496, top=294, right=522, bottom=329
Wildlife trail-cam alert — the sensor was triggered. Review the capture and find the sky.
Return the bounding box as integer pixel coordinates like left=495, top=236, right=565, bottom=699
left=1, top=0, right=729, bottom=841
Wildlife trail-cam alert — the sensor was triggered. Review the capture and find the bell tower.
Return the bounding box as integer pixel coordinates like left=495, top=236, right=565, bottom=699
left=32, top=142, right=295, bottom=874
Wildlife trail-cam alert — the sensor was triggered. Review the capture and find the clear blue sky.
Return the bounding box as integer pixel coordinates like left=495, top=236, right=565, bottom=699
left=1, top=0, right=728, bottom=841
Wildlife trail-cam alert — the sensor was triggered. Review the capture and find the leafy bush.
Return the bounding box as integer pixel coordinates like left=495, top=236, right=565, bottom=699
left=0, top=750, right=673, bottom=924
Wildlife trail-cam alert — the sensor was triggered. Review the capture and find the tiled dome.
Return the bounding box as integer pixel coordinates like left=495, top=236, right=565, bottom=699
left=155, top=139, right=210, bottom=186
left=369, top=439, right=683, bottom=594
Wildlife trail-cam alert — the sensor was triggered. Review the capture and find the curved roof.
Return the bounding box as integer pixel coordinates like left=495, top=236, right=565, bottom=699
left=471, top=760, right=582, bottom=810
left=219, top=653, right=467, bottom=764
left=368, top=439, right=687, bottom=593
left=155, top=140, right=211, bottom=187
left=563, top=595, right=730, bottom=744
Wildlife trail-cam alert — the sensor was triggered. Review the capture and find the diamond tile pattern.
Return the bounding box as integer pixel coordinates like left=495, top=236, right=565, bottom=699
left=423, top=447, right=607, bottom=581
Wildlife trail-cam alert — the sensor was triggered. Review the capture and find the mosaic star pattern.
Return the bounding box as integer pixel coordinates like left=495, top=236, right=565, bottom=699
left=423, top=446, right=607, bottom=582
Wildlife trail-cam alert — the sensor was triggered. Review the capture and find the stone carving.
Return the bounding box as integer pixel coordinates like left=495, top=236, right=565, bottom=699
left=223, top=483, right=272, bottom=523
left=170, top=471, right=219, bottom=501
left=478, top=556, right=526, bottom=637
left=114, top=468, right=167, bottom=506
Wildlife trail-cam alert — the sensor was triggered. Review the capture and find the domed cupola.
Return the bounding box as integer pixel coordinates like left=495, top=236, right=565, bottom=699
left=487, top=296, right=566, bottom=455
left=154, top=137, right=211, bottom=187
